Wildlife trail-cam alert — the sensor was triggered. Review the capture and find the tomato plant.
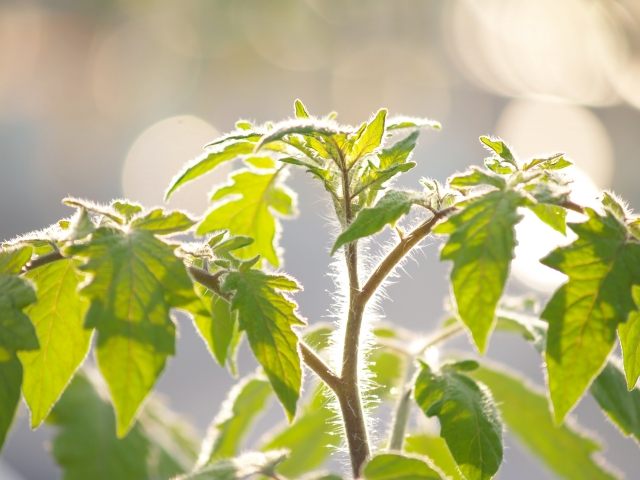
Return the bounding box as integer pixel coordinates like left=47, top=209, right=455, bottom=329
left=1, top=100, right=639, bottom=479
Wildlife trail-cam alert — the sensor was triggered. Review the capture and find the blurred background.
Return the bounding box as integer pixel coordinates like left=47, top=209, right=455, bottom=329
left=1, top=0, right=640, bottom=478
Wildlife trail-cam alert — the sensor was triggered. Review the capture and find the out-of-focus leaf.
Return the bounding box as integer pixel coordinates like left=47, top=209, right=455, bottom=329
left=0, top=354, right=23, bottom=451
left=369, top=349, right=405, bottom=401
left=294, top=99, right=310, bottom=119
left=619, top=286, right=640, bottom=389
left=48, top=370, right=150, bottom=480
left=244, top=156, right=276, bottom=169
left=479, top=136, right=517, bottom=167
left=111, top=201, right=143, bottom=222
left=222, top=270, right=305, bottom=421
left=130, top=209, right=196, bottom=235
left=177, top=450, right=288, bottom=480
left=302, top=322, right=334, bottom=352
left=165, top=142, right=255, bottom=200
left=332, top=190, right=426, bottom=255
left=472, top=365, right=619, bottom=480
left=65, top=226, right=202, bottom=436
left=0, top=246, right=33, bottom=274
left=528, top=203, right=567, bottom=235
left=363, top=453, right=443, bottom=480
left=449, top=168, right=506, bottom=190
left=19, top=259, right=91, bottom=428
left=414, top=361, right=503, bottom=480
left=261, top=385, right=339, bottom=477
left=0, top=275, right=39, bottom=353
left=602, top=191, right=627, bottom=220
left=198, top=169, right=296, bottom=267
left=435, top=190, right=528, bottom=352
left=590, top=359, right=640, bottom=445
left=541, top=208, right=640, bottom=423
left=405, top=434, right=463, bottom=480
left=198, top=375, right=272, bottom=465
left=386, top=117, right=441, bottom=131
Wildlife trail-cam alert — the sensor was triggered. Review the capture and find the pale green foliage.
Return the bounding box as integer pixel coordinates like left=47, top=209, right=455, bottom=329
left=19, top=259, right=91, bottom=428
left=222, top=269, right=305, bottom=421
left=414, top=361, right=503, bottom=480
left=5, top=101, right=640, bottom=480
left=363, top=453, right=444, bottom=480
left=542, top=208, right=640, bottom=423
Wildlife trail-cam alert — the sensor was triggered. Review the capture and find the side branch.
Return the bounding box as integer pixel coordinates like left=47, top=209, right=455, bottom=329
left=359, top=206, right=455, bottom=307
left=22, top=250, right=64, bottom=273
left=187, top=266, right=230, bottom=301
left=300, top=342, right=343, bottom=392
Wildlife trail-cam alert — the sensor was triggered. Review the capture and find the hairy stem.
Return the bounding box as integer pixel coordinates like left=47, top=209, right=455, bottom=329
left=21, top=250, right=64, bottom=273
left=359, top=206, right=455, bottom=307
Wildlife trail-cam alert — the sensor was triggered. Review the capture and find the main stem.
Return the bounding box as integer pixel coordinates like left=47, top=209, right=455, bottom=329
left=338, top=161, right=371, bottom=478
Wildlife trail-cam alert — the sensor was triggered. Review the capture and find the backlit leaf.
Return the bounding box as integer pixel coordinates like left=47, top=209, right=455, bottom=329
left=177, top=450, right=288, bottom=480
left=0, top=274, right=39, bottom=352
left=449, top=168, right=506, bottom=190
left=590, top=359, right=640, bottom=445
left=0, top=246, right=33, bottom=273
left=0, top=354, right=22, bottom=451
left=130, top=209, right=196, bottom=235
left=405, top=434, right=463, bottom=480
left=472, top=365, right=619, bottom=480
left=165, top=142, right=255, bottom=200
left=414, top=361, right=503, bottom=480
left=363, top=453, right=443, bottom=480
left=65, top=226, right=202, bottom=436
left=619, top=286, right=640, bottom=389
left=294, top=99, right=310, bottom=119
left=528, top=203, right=567, bottom=235
left=111, top=201, right=143, bottom=222
left=386, top=117, right=441, bottom=131
left=261, top=385, right=339, bottom=477
left=198, top=375, right=272, bottom=464
left=332, top=190, right=426, bottom=255
left=198, top=169, right=296, bottom=267
left=435, top=190, right=528, bottom=352
left=19, top=259, right=91, bottom=428
left=479, top=136, right=517, bottom=167
left=348, top=109, right=387, bottom=165
left=541, top=208, right=640, bottom=423
left=222, top=270, right=305, bottom=421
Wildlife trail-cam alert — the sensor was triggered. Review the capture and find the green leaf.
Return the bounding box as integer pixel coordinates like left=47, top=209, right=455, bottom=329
left=199, top=375, right=272, bottom=464
left=528, top=203, right=567, bottom=235
left=64, top=226, right=202, bottom=436
left=0, top=274, right=39, bottom=352
left=191, top=287, right=237, bottom=368
left=386, top=117, right=441, bottom=131
left=479, top=136, right=517, bottom=167
left=369, top=349, right=405, bottom=401
left=130, top=209, right=196, bottom=235
left=205, top=132, right=263, bottom=149
left=414, top=362, right=503, bottom=480
left=472, top=365, right=619, bottom=480
left=435, top=190, right=528, bottom=352
left=0, top=246, right=33, bottom=273
left=138, top=397, right=201, bottom=479
left=590, top=360, right=640, bottom=442
left=244, top=156, right=277, bottom=169
left=449, top=168, right=506, bottom=190
left=294, top=99, right=310, bottom=119
left=63, top=198, right=124, bottom=225
left=484, top=158, right=515, bottom=175
left=177, top=450, right=288, bottom=480
left=332, top=190, right=425, bottom=255
left=590, top=359, right=640, bottom=445
left=165, top=141, right=255, bottom=200
left=255, top=122, right=339, bottom=152
left=212, top=236, right=254, bottom=257
left=302, top=322, right=334, bottom=352
left=348, top=109, right=387, bottom=164
left=405, top=434, right=463, bottom=480
left=601, top=192, right=627, bottom=220
left=69, top=208, right=96, bottom=240
left=541, top=208, right=640, bottom=423
left=222, top=270, right=305, bottom=421
left=261, top=385, right=340, bottom=477
left=111, top=200, right=143, bottom=222
left=363, top=453, right=444, bottom=480
left=0, top=354, right=23, bottom=451
left=619, top=286, right=640, bottom=389
left=198, top=169, right=296, bottom=267
left=47, top=370, right=150, bottom=480
left=522, top=154, right=571, bottom=171
left=19, top=259, right=91, bottom=428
